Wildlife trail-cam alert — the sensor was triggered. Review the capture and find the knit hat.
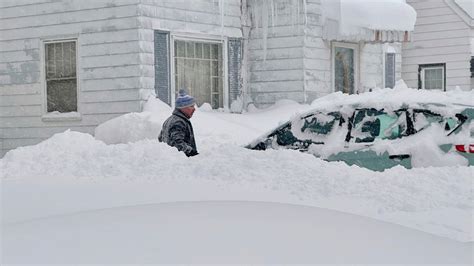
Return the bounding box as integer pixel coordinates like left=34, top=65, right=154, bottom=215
left=175, top=89, right=195, bottom=108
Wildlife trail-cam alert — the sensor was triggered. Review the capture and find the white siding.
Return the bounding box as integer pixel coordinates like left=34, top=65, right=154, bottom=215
left=402, top=0, right=472, bottom=91
left=247, top=1, right=306, bottom=107
left=0, top=0, right=142, bottom=156
left=303, top=0, right=332, bottom=102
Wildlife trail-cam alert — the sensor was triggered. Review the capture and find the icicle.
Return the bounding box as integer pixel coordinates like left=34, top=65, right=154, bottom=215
left=291, top=0, right=297, bottom=34
left=219, top=0, right=225, bottom=41
left=303, top=0, right=307, bottom=26
left=253, top=0, right=260, bottom=37
left=262, top=0, right=269, bottom=62
left=270, top=0, right=275, bottom=35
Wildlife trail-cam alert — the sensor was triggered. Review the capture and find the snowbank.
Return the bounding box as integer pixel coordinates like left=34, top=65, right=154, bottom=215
left=1, top=86, right=473, bottom=243
left=1, top=129, right=472, bottom=242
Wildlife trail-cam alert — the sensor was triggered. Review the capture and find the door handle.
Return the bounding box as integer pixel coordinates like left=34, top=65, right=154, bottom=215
left=389, top=154, right=410, bottom=160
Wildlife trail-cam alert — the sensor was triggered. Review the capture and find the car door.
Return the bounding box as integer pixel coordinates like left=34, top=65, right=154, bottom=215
left=327, top=108, right=412, bottom=171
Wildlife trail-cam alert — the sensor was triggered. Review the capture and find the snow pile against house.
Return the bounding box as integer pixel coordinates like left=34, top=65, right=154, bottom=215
left=95, top=96, right=313, bottom=146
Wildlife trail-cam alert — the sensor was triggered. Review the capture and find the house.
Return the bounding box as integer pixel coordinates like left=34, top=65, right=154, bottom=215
left=0, top=0, right=416, bottom=156
left=402, top=0, right=473, bottom=91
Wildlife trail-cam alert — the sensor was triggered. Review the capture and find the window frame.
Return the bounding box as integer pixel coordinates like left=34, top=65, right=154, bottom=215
left=170, top=34, right=229, bottom=109
left=41, top=36, right=81, bottom=121
left=418, top=63, right=446, bottom=91
left=331, top=42, right=360, bottom=94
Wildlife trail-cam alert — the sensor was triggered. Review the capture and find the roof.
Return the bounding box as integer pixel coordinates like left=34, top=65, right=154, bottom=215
left=454, top=0, right=473, bottom=19
left=321, top=0, right=417, bottom=42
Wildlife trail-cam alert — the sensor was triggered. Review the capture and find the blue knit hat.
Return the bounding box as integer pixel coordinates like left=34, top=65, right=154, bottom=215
left=175, top=89, right=195, bottom=108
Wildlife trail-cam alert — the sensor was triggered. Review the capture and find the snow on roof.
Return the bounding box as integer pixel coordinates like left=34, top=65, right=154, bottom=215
left=454, top=0, right=474, bottom=19
left=321, top=0, right=417, bottom=41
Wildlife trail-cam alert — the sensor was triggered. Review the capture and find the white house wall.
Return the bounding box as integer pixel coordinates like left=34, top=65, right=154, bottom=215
left=360, top=43, right=402, bottom=91
left=303, top=0, right=331, bottom=102
left=247, top=1, right=306, bottom=107
left=248, top=0, right=402, bottom=107
left=136, top=0, right=242, bottom=107
left=402, top=0, right=471, bottom=90
left=0, top=0, right=143, bottom=156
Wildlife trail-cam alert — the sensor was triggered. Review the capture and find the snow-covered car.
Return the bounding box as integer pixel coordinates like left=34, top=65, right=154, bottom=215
left=246, top=103, right=473, bottom=171
left=3, top=201, right=472, bottom=263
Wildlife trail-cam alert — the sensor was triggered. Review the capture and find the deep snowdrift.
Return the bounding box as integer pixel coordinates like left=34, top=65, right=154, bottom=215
left=2, top=87, right=473, bottom=243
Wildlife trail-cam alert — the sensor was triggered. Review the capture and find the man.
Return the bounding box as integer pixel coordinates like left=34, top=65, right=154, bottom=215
left=158, top=89, right=198, bottom=157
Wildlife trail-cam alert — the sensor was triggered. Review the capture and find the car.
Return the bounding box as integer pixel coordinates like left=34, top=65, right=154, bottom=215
left=246, top=102, right=473, bottom=171
left=2, top=201, right=472, bottom=263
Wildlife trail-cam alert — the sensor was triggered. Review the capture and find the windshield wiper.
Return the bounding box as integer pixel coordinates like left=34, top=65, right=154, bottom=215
left=447, top=113, right=468, bottom=136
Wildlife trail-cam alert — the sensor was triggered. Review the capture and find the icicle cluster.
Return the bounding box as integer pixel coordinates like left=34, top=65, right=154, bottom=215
left=249, top=0, right=307, bottom=61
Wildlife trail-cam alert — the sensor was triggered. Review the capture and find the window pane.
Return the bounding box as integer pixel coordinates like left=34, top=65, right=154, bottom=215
left=211, top=44, right=219, bottom=59
left=195, top=43, right=203, bottom=59
left=203, top=43, right=210, bottom=59
left=47, top=79, right=77, bottom=112
left=334, top=47, right=354, bottom=94
left=422, top=66, right=443, bottom=90
left=176, top=41, right=185, bottom=57
left=46, top=42, right=77, bottom=79
left=186, top=42, right=194, bottom=58
left=385, top=53, right=395, bottom=88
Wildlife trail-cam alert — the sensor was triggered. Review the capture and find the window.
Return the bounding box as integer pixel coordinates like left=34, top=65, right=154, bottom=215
left=385, top=53, right=396, bottom=88
left=45, top=40, right=77, bottom=113
left=174, top=40, right=223, bottom=108
left=333, top=43, right=358, bottom=94
left=418, top=63, right=445, bottom=91
left=350, top=109, right=408, bottom=143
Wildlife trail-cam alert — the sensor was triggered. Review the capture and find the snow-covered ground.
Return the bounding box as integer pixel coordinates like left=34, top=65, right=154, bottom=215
left=1, top=86, right=473, bottom=263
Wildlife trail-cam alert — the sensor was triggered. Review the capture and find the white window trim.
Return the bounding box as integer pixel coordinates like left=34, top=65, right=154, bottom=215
left=170, top=33, right=229, bottom=109
left=331, top=42, right=360, bottom=94
left=421, top=66, right=445, bottom=90
left=40, top=36, right=81, bottom=121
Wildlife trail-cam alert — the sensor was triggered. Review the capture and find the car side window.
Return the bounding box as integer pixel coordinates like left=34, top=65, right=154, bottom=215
left=351, top=109, right=406, bottom=143
left=300, top=112, right=343, bottom=136
left=273, top=124, right=300, bottom=147
left=412, top=109, right=444, bottom=132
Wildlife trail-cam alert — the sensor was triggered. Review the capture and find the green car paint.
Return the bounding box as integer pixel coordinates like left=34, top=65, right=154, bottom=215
left=327, top=150, right=412, bottom=172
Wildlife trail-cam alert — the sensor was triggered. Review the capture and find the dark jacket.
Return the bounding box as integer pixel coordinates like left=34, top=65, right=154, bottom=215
left=158, top=109, right=198, bottom=157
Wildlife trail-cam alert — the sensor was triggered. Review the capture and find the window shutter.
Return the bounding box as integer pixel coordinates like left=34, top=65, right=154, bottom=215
left=385, top=53, right=395, bottom=89
left=227, top=38, right=242, bottom=103
left=154, top=30, right=171, bottom=105
left=470, top=56, right=473, bottom=78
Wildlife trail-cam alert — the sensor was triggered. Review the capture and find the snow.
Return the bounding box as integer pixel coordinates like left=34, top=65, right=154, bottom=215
left=3, top=201, right=472, bottom=264
left=310, top=80, right=473, bottom=112
left=321, top=0, right=417, bottom=40
left=455, top=0, right=474, bottom=19
left=1, top=85, right=473, bottom=262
